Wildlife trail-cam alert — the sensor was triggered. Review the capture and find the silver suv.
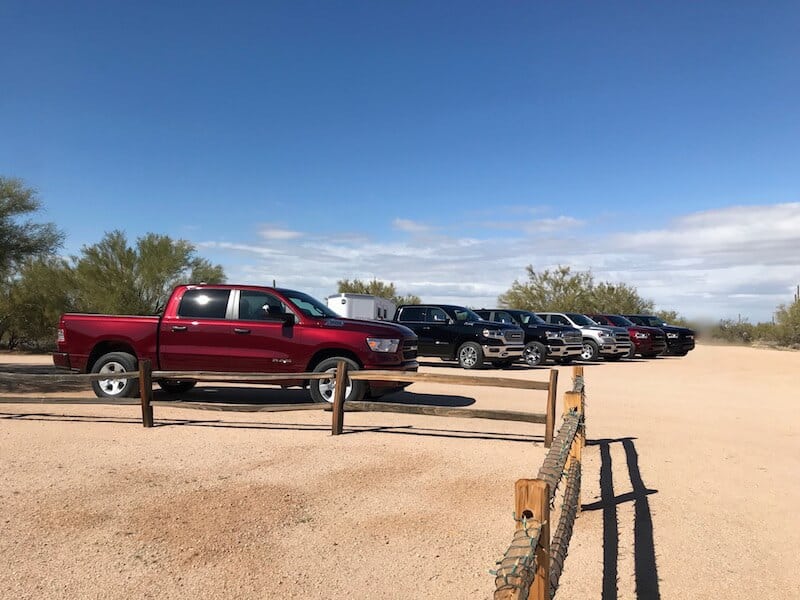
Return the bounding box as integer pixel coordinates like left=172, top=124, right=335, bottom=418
left=536, top=312, right=632, bottom=361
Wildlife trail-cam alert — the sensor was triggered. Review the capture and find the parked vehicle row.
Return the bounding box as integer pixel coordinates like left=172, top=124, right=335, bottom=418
left=393, top=302, right=694, bottom=370
left=53, top=284, right=697, bottom=404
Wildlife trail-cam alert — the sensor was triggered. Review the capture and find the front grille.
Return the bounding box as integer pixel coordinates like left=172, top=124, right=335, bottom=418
left=565, top=332, right=582, bottom=344
left=402, top=340, right=418, bottom=360
left=615, top=333, right=631, bottom=343
left=503, top=330, right=524, bottom=344
left=653, top=332, right=665, bottom=341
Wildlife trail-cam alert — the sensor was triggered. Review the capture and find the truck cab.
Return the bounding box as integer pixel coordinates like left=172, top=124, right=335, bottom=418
left=474, top=308, right=583, bottom=366
left=393, top=304, right=524, bottom=369
left=536, top=312, right=632, bottom=361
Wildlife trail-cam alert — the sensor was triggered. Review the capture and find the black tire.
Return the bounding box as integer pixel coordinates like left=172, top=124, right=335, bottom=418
left=457, top=342, right=484, bottom=369
left=91, top=351, right=140, bottom=398
left=624, top=345, right=636, bottom=359
left=491, top=359, right=516, bottom=369
left=157, top=380, right=197, bottom=394
left=522, top=342, right=547, bottom=367
left=674, top=350, right=689, bottom=357
left=309, top=357, right=366, bottom=404
left=580, top=340, right=599, bottom=361
left=642, top=352, right=660, bottom=359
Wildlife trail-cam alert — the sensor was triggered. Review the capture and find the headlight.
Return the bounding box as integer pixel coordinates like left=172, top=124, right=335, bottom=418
left=366, top=338, right=400, bottom=353
left=545, top=331, right=563, bottom=339
left=482, top=328, right=504, bottom=339
left=667, top=332, right=679, bottom=339
left=634, top=332, right=650, bottom=339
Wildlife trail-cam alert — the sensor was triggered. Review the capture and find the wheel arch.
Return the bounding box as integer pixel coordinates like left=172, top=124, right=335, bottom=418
left=88, top=342, right=138, bottom=372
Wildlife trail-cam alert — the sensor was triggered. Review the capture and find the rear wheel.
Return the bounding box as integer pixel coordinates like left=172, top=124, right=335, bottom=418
left=309, top=357, right=366, bottom=403
left=522, top=342, right=547, bottom=367
left=91, top=352, right=139, bottom=398
left=457, top=342, right=484, bottom=369
left=157, top=380, right=197, bottom=394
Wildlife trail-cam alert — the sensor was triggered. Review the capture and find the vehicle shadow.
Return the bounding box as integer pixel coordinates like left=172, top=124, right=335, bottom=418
left=582, top=437, right=661, bottom=600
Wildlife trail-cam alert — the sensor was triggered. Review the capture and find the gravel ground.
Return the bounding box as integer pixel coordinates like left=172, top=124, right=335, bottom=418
left=1, top=345, right=798, bottom=599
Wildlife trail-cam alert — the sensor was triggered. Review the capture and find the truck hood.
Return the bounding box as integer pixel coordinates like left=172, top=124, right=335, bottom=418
left=318, top=317, right=417, bottom=338
left=586, top=325, right=622, bottom=335
left=527, top=323, right=581, bottom=335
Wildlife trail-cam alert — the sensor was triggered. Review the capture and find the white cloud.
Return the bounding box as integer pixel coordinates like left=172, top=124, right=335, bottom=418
left=258, top=226, right=303, bottom=240
left=392, top=218, right=432, bottom=233
left=196, top=202, right=800, bottom=322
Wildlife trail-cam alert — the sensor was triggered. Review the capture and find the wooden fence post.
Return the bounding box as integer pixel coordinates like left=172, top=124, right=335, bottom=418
left=544, top=369, right=558, bottom=448
left=139, top=359, right=153, bottom=428
left=331, top=360, right=347, bottom=435
left=563, top=390, right=584, bottom=516
left=572, top=365, right=585, bottom=442
left=515, top=479, right=551, bottom=600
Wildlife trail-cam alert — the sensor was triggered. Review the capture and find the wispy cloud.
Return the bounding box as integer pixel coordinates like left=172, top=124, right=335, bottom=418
left=196, top=202, right=800, bottom=321
left=392, top=218, right=432, bottom=234
left=258, top=225, right=303, bottom=240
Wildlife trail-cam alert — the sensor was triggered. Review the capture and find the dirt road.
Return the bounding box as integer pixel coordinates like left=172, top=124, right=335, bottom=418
left=1, top=345, right=798, bottom=599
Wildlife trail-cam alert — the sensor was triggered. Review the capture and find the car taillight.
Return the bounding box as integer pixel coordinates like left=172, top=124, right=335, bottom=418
left=57, top=328, right=65, bottom=343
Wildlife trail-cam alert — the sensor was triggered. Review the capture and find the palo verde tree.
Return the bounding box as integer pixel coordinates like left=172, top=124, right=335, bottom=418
left=498, top=264, right=659, bottom=315
left=2, top=257, right=76, bottom=349
left=498, top=265, right=596, bottom=312
left=0, top=177, right=65, bottom=347
left=337, top=277, right=421, bottom=306
left=591, top=281, right=655, bottom=314
left=72, top=230, right=226, bottom=315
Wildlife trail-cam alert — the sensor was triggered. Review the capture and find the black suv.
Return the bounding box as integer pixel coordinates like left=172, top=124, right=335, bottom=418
left=393, top=304, right=525, bottom=369
left=623, top=314, right=696, bottom=356
left=474, top=309, right=583, bottom=366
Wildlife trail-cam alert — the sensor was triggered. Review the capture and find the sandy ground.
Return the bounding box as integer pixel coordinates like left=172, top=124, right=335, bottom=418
left=1, top=345, right=798, bottom=599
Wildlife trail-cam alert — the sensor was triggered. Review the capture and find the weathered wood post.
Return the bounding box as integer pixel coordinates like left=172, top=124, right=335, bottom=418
left=331, top=360, right=347, bottom=435
left=139, top=359, right=153, bottom=428
left=544, top=369, right=558, bottom=448
left=563, top=390, right=584, bottom=515
left=515, top=479, right=551, bottom=600
left=572, top=365, right=585, bottom=440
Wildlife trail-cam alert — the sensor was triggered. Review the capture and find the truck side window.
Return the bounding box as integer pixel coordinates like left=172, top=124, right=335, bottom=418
left=495, top=311, right=513, bottom=324
left=428, top=308, right=448, bottom=323
left=397, top=306, right=426, bottom=322
left=239, top=291, right=286, bottom=321
left=177, top=289, right=230, bottom=319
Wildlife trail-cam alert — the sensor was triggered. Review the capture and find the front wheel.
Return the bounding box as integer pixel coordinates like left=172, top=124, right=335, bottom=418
left=580, top=340, right=599, bottom=361
left=91, top=352, right=140, bottom=398
left=309, top=357, right=366, bottom=404
left=457, top=342, right=484, bottom=369
left=522, top=342, right=547, bottom=367
left=624, top=345, right=636, bottom=359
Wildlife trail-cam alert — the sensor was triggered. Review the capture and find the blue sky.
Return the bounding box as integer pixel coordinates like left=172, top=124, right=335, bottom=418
left=2, top=1, right=799, bottom=321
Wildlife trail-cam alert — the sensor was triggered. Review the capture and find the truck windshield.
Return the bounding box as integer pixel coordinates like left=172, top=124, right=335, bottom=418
left=516, top=311, right=546, bottom=325
left=567, top=313, right=599, bottom=327
left=642, top=316, right=668, bottom=327
left=608, top=315, right=635, bottom=327
left=454, top=307, right=483, bottom=322
left=280, top=290, right=339, bottom=318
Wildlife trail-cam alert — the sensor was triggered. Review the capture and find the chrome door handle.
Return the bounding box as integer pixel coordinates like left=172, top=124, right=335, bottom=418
left=171, top=325, right=188, bottom=332
left=234, top=328, right=251, bottom=334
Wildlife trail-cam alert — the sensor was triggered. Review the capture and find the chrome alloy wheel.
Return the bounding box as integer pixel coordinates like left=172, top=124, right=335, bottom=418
left=97, top=360, right=130, bottom=396
left=459, top=345, right=479, bottom=368
left=317, top=368, right=353, bottom=403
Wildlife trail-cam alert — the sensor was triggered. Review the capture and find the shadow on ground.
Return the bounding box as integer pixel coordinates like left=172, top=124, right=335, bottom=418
left=583, top=437, right=661, bottom=600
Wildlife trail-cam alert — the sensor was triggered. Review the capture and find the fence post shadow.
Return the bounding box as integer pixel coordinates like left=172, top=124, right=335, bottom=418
left=583, top=437, right=660, bottom=600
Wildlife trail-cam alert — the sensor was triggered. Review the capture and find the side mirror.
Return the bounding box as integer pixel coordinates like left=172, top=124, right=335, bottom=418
left=280, top=312, right=295, bottom=326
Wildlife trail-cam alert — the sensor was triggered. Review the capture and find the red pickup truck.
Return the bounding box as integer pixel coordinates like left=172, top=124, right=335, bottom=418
left=54, top=284, right=419, bottom=403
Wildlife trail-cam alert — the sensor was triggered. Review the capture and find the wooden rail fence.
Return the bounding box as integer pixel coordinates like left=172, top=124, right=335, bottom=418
left=492, top=366, right=586, bottom=600
left=0, top=362, right=586, bottom=597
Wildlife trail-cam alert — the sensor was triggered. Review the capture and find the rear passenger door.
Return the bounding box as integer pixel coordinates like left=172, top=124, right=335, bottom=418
left=158, top=288, right=236, bottom=371
left=424, top=306, right=458, bottom=357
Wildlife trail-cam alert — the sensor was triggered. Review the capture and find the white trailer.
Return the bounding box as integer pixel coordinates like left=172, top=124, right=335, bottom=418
left=326, top=293, right=397, bottom=321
